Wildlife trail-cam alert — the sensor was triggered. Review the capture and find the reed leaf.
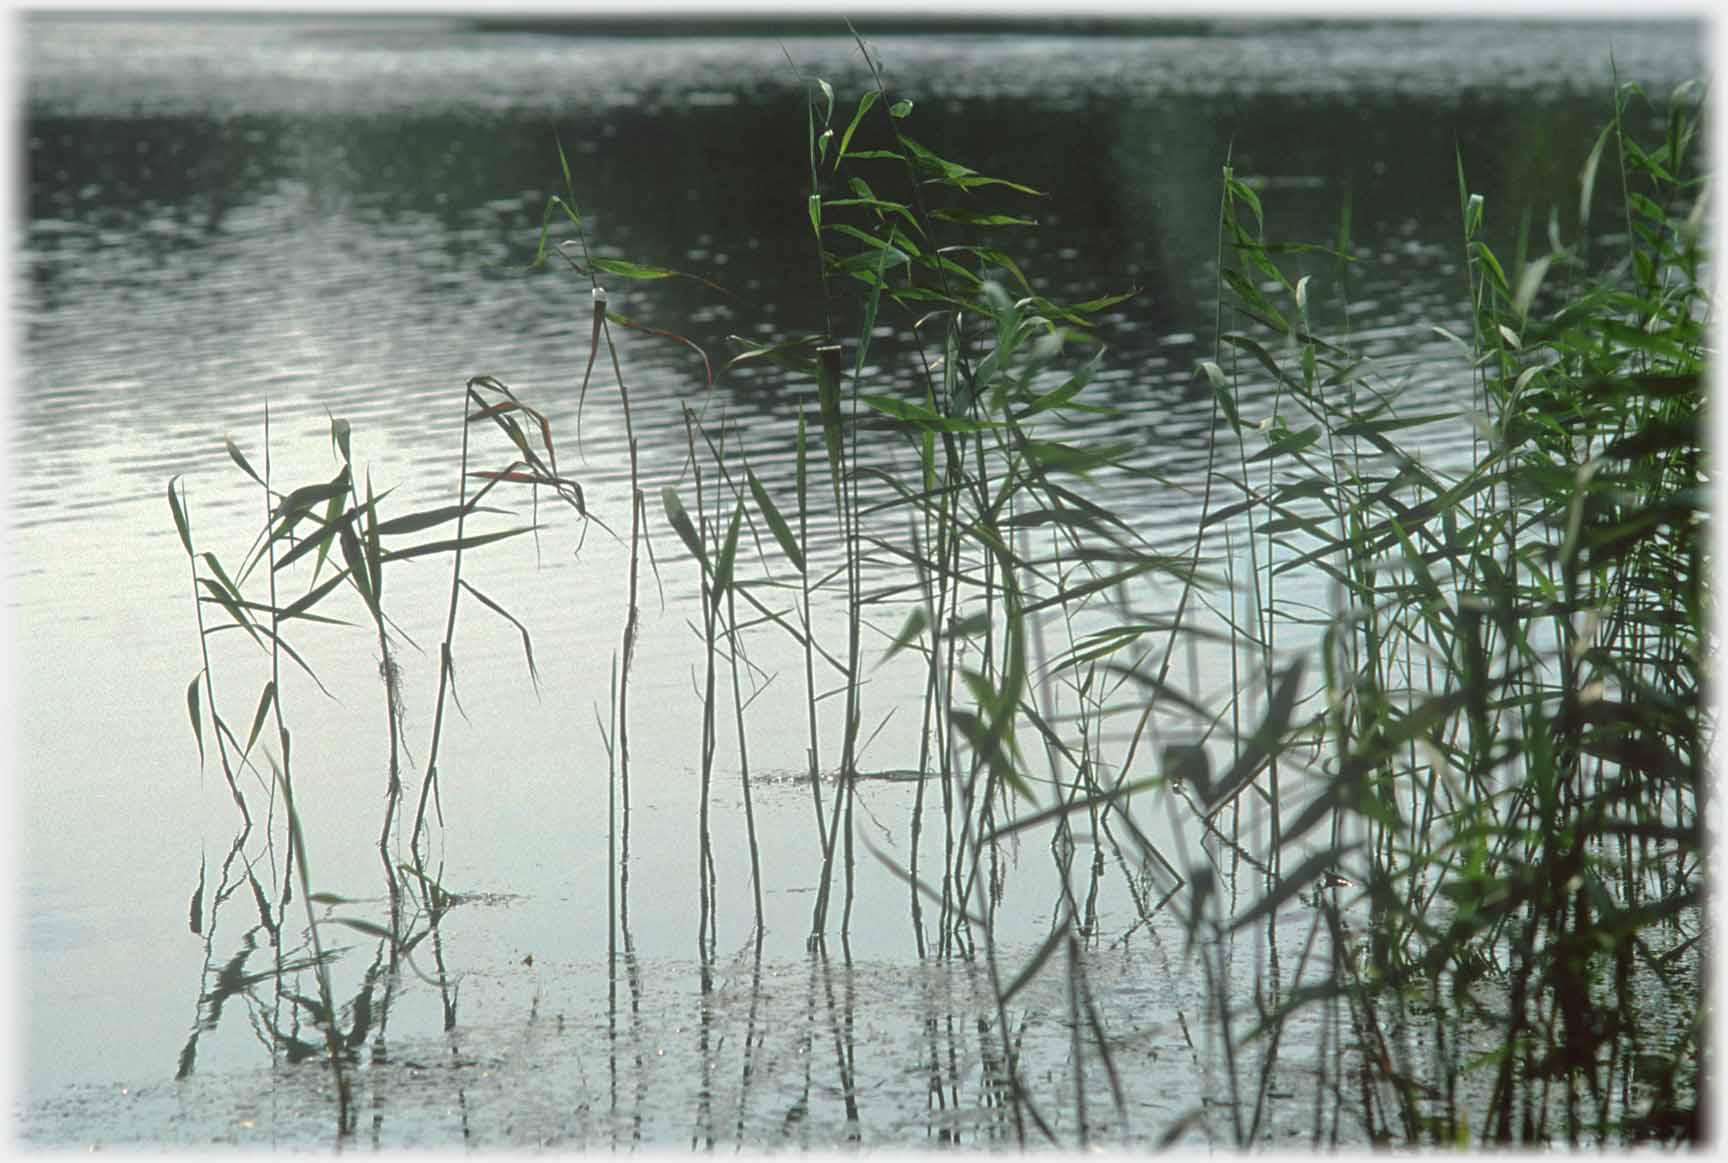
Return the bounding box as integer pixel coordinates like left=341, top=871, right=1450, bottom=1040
left=185, top=674, right=203, bottom=766
left=661, top=486, right=707, bottom=568
left=168, top=477, right=194, bottom=558
left=224, top=435, right=265, bottom=488
left=243, top=681, right=276, bottom=756
left=712, top=500, right=743, bottom=609
left=378, top=526, right=537, bottom=564
left=745, top=468, right=804, bottom=573
left=458, top=580, right=540, bottom=688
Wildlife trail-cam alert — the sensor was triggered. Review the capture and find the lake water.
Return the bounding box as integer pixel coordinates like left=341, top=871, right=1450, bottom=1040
left=13, top=13, right=1705, bottom=1148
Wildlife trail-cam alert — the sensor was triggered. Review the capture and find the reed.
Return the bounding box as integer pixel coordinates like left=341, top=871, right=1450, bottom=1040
left=1177, top=77, right=1707, bottom=1146
left=701, top=421, right=771, bottom=934
left=169, top=369, right=580, bottom=1138
left=167, top=53, right=1704, bottom=1149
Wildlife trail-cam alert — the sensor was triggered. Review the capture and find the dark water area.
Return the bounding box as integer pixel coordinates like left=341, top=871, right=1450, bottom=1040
left=21, top=17, right=1692, bottom=507
left=14, top=13, right=1707, bottom=1149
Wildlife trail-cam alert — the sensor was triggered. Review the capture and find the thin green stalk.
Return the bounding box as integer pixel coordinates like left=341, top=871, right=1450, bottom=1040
left=794, top=414, right=830, bottom=864
left=409, top=381, right=479, bottom=858
left=597, top=289, right=645, bottom=875
left=686, top=409, right=720, bottom=962
left=809, top=342, right=855, bottom=946
left=722, top=484, right=766, bottom=932
left=259, top=400, right=353, bottom=1135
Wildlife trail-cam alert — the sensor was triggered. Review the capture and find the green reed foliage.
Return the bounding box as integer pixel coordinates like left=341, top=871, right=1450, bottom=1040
left=768, top=35, right=1189, bottom=1137
left=170, top=45, right=1704, bottom=1150
left=407, top=376, right=581, bottom=857
left=1189, top=79, right=1706, bottom=1145
left=170, top=375, right=581, bottom=1132
left=541, top=41, right=1179, bottom=1133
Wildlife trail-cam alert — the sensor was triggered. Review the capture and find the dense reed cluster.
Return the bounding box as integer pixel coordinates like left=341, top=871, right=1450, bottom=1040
left=168, top=33, right=1705, bottom=1147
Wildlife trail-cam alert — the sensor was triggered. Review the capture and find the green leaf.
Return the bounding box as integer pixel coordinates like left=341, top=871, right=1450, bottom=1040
left=186, top=675, right=204, bottom=767
left=271, top=505, right=350, bottom=574
left=363, top=475, right=383, bottom=609
left=834, top=89, right=879, bottom=167
left=555, top=135, right=575, bottom=201
left=200, top=552, right=245, bottom=606
left=1247, top=424, right=1321, bottom=464
left=1023, top=438, right=1133, bottom=476
left=330, top=417, right=352, bottom=467
left=252, top=623, right=334, bottom=698
left=279, top=570, right=349, bottom=622
left=273, top=470, right=352, bottom=527
left=882, top=605, right=929, bottom=664
left=950, top=245, right=1033, bottom=294
left=1219, top=333, right=1295, bottom=391
left=899, top=135, right=1043, bottom=196
left=1513, top=254, right=1552, bottom=320
left=1197, top=657, right=1308, bottom=819
left=1579, top=123, right=1613, bottom=227
left=720, top=334, right=821, bottom=379
left=825, top=221, right=923, bottom=258
left=330, top=917, right=394, bottom=940
left=661, top=486, right=707, bottom=570
left=168, top=477, right=194, bottom=559
left=1222, top=269, right=1291, bottom=334
left=746, top=468, right=805, bottom=574
left=951, top=706, right=1032, bottom=802
left=795, top=414, right=809, bottom=521
left=1016, top=366, right=1109, bottom=421
left=859, top=393, right=994, bottom=433
left=888, top=98, right=914, bottom=119
left=1334, top=412, right=1459, bottom=438
left=949, top=611, right=992, bottom=638
left=224, top=435, right=264, bottom=487
left=306, top=491, right=346, bottom=585
left=816, top=345, right=846, bottom=483
left=1066, top=288, right=1140, bottom=315
left=244, top=681, right=276, bottom=756
left=821, top=193, right=922, bottom=232
left=374, top=502, right=498, bottom=538
left=198, top=578, right=260, bottom=643
left=1226, top=171, right=1265, bottom=234
left=999, top=507, right=1106, bottom=533
left=712, top=501, right=743, bottom=608
left=1470, top=240, right=1512, bottom=298
left=588, top=258, right=679, bottom=281
left=830, top=243, right=910, bottom=275
left=1198, top=361, right=1241, bottom=428
left=459, top=580, right=540, bottom=687
left=927, top=209, right=1036, bottom=228
left=338, top=519, right=379, bottom=621
left=377, top=526, right=536, bottom=564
